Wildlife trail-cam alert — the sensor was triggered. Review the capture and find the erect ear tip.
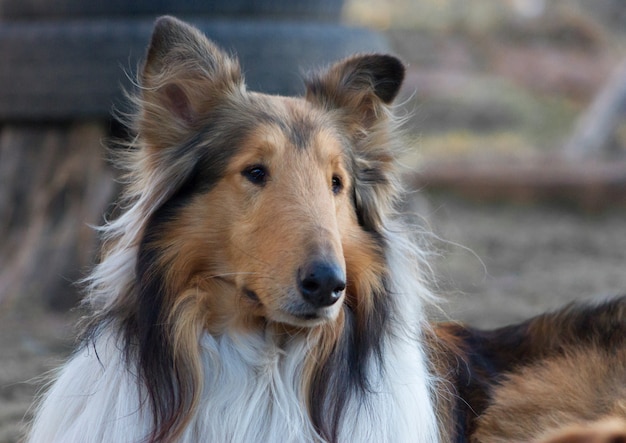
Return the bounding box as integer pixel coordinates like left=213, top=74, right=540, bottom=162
left=363, top=54, right=406, bottom=104
left=154, top=15, right=177, bottom=28
left=150, top=16, right=181, bottom=46
left=152, top=15, right=189, bottom=35
left=144, top=16, right=183, bottom=74
left=148, top=15, right=195, bottom=51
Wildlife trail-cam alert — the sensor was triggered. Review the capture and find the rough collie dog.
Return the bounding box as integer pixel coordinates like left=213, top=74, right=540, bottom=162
left=28, top=15, right=438, bottom=443
left=27, top=15, right=626, bottom=443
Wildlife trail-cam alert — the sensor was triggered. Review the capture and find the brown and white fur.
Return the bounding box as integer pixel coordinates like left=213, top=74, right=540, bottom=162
left=27, top=16, right=438, bottom=443
left=27, top=15, right=626, bottom=443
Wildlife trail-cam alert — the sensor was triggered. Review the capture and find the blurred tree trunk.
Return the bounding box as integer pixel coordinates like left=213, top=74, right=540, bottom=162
left=0, top=123, right=115, bottom=310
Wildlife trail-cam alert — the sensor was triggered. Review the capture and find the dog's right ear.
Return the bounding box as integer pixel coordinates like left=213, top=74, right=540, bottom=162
left=305, top=55, right=405, bottom=233
left=139, top=16, right=243, bottom=150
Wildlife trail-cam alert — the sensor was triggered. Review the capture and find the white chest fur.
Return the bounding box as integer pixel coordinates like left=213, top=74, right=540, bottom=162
left=28, top=324, right=438, bottom=443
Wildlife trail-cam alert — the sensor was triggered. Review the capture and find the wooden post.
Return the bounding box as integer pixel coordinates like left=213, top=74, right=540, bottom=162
left=0, top=124, right=115, bottom=309
left=563, top=57, right=626, bottom=159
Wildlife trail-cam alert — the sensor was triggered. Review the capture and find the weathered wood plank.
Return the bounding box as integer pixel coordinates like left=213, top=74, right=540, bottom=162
left=0, top=123, right=115, bottom=309
left=411, top=157, right=626, bottom=211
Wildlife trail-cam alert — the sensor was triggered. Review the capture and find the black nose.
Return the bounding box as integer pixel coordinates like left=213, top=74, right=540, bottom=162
left=299, top=261, right=346, bottom=308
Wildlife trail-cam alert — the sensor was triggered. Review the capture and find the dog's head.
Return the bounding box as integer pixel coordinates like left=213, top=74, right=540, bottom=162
left=101, top=16, right=409, bottom=442
left=133, top=16, right=405, bottom=332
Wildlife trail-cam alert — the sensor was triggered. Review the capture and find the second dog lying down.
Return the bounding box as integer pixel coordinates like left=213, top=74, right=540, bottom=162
left=433, top=296, right=626, bottom=442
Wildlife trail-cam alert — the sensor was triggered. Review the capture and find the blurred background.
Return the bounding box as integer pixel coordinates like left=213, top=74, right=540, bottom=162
left=1, top=0, right=626, bottom=441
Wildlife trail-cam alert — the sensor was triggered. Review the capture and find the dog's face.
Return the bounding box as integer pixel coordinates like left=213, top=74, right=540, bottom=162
left=135, top=17, right=404, bottom=331
left=184, top=96, right=353, bottom=327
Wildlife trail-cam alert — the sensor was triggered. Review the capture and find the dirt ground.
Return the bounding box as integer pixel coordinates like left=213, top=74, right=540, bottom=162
left=3, top=9, right=626, bottom=442
left=426, top=196, right=626, bottom=327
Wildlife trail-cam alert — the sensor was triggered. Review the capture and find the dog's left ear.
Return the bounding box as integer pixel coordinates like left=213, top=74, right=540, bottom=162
left=305, top=54, right=405, bottom=133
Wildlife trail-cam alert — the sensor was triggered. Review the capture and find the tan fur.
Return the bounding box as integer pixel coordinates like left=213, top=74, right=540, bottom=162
left=473, top=347, right=626, bottom=443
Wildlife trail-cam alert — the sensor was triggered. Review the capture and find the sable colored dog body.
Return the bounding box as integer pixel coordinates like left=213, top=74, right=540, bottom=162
left=431, top=298, right=626, bottom=442
left=27, top=16, right=626, bottom=443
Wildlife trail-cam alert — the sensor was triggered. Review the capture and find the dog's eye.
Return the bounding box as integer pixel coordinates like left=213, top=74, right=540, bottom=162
left=242, top=165, right=269, bottom=186
left=331, top=175, right=343, bottom=195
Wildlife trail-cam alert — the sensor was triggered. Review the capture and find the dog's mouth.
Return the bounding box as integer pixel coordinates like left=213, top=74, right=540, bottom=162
left=277, top=307, right=339, bottom=327
left=242, top=286, right=343, bottom=327
left=298, top=312, right=321, bottom=321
